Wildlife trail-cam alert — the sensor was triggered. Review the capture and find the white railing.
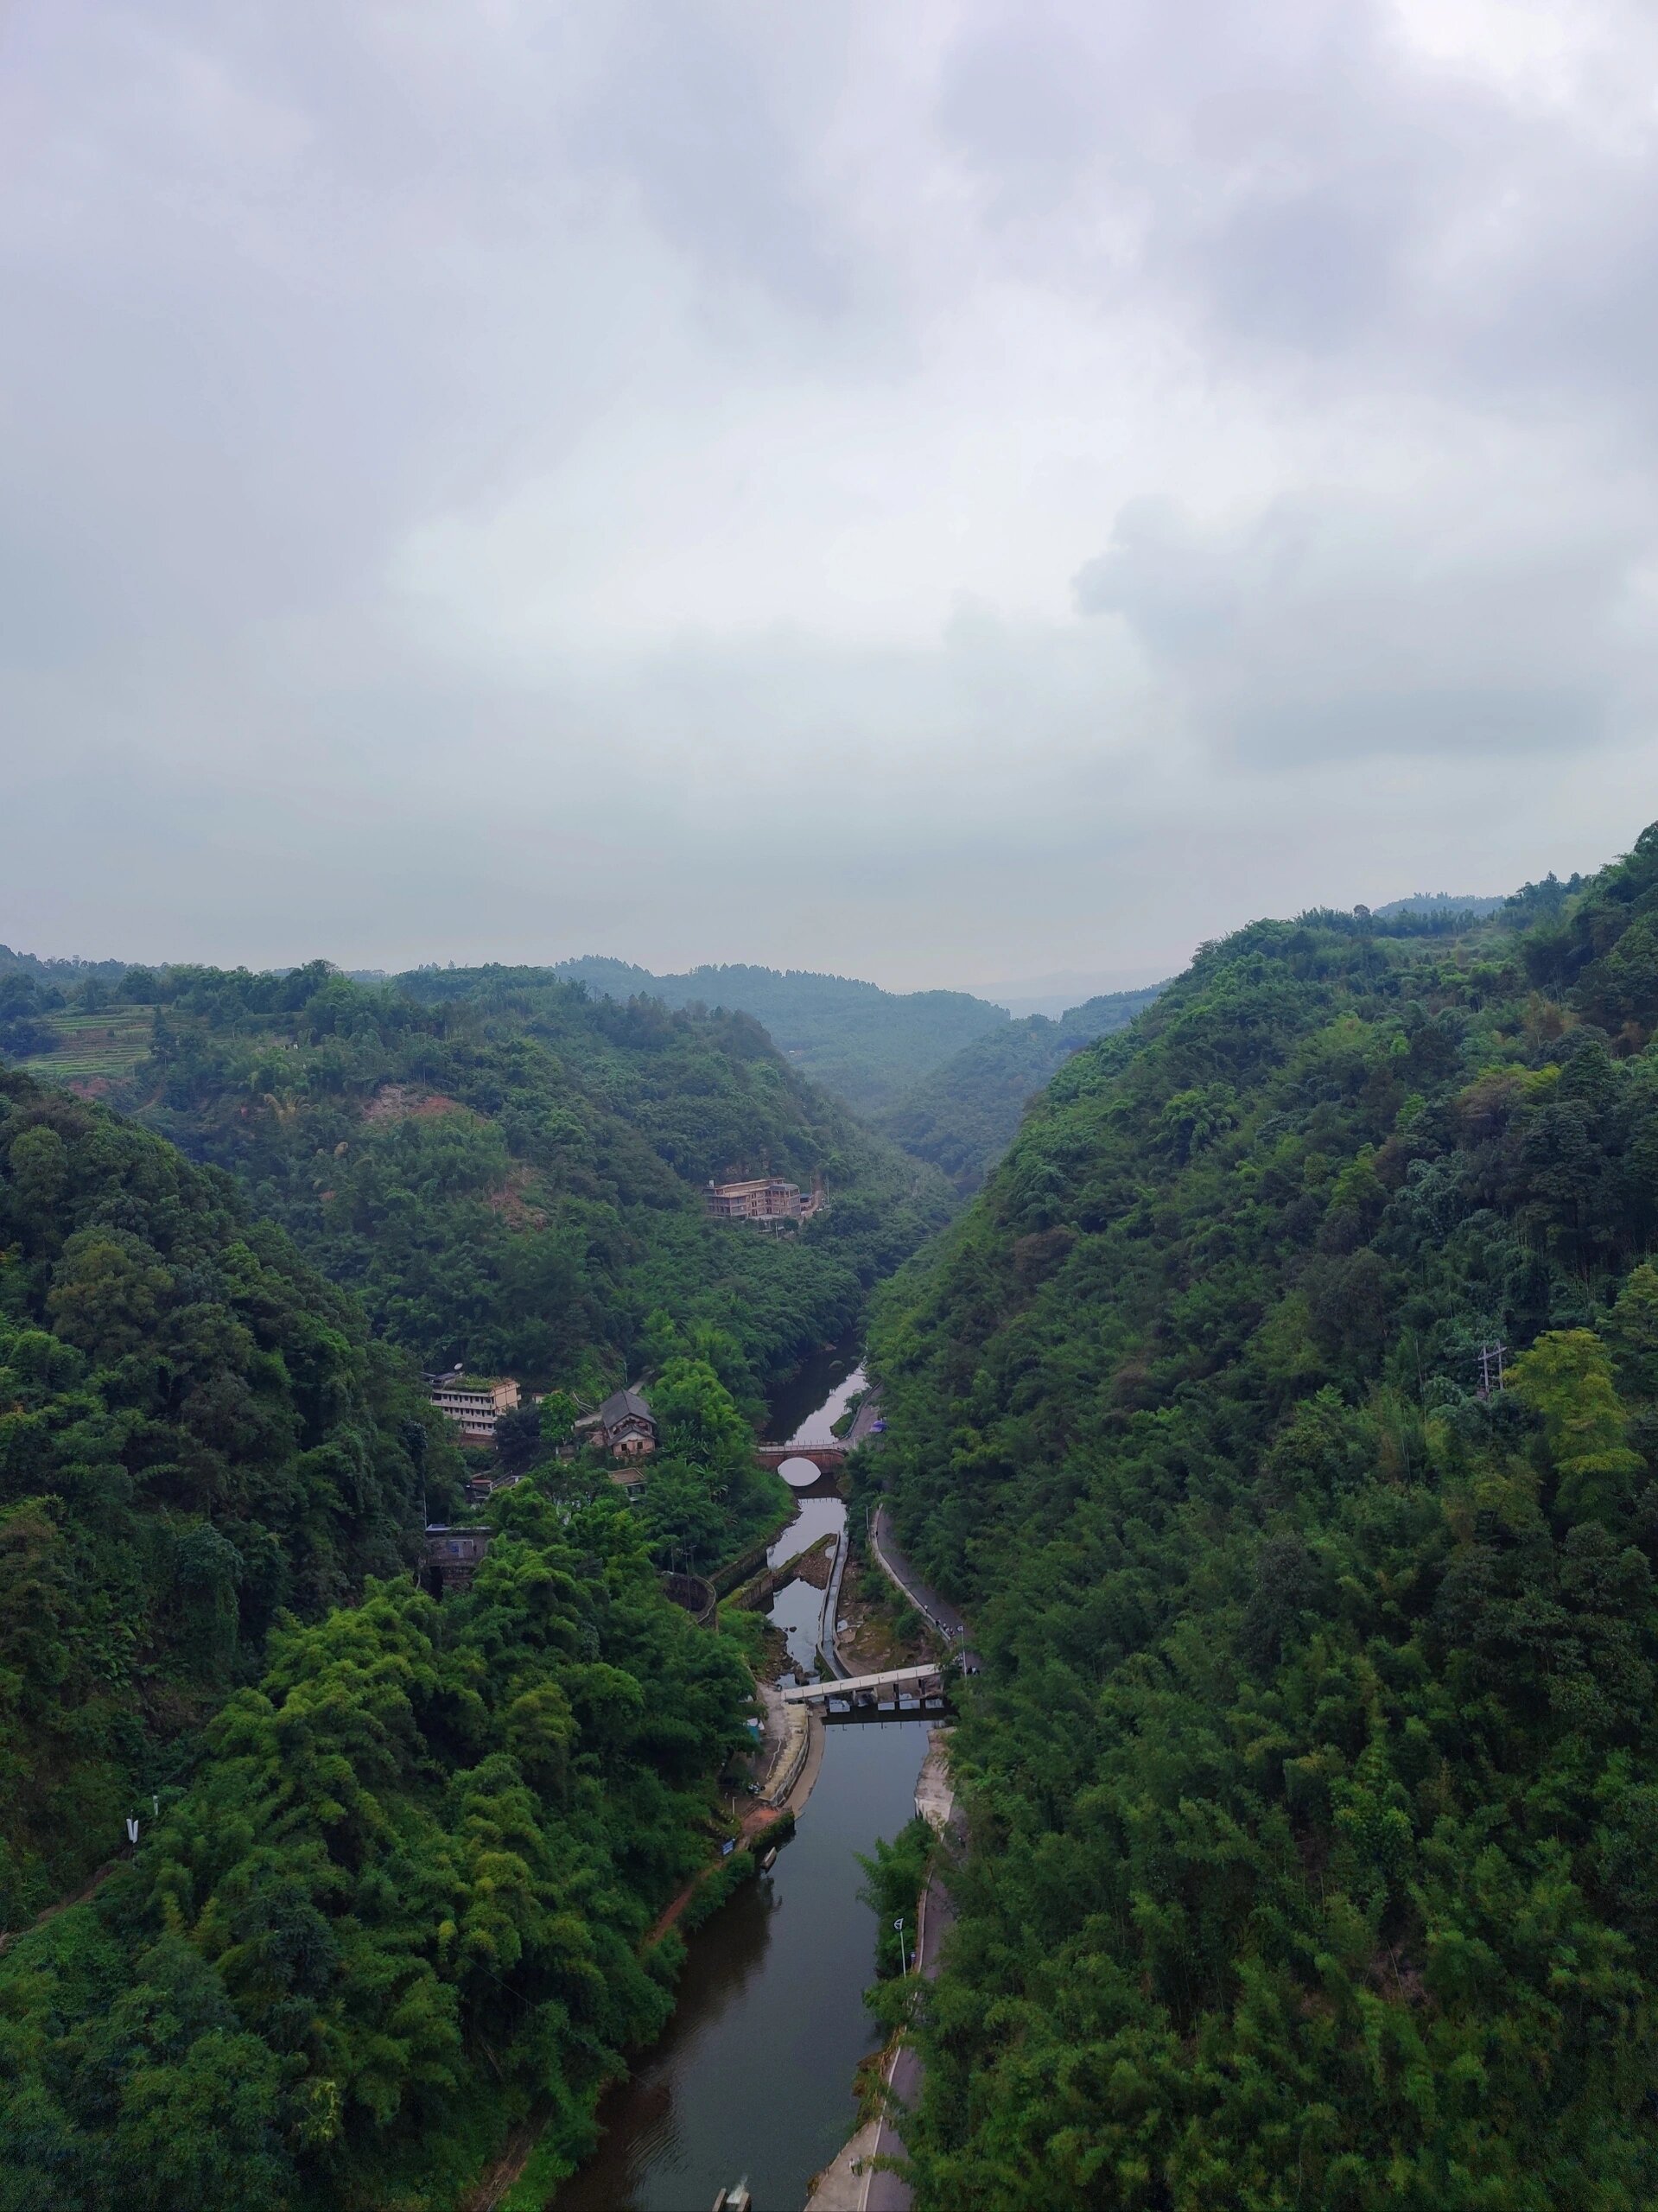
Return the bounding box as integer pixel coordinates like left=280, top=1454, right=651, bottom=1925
left=780, top=1662, right=943, bottom=1704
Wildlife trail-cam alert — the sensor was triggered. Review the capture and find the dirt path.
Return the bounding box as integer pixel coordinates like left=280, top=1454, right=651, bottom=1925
left=0, top=1861, right=118, bottom=1958
left=461, top=2110, right=548, bottom=2212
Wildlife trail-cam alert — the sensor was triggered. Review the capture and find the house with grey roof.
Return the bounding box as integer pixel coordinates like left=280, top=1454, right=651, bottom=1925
left=574, top=1384, right=657, bottom=1461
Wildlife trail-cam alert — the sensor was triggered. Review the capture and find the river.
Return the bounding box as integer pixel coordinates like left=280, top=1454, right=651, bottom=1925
left=549, top=1350, right=928, bottom=2212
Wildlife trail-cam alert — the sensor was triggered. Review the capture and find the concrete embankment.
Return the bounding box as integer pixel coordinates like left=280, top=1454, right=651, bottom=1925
left=803, top=1723, right=963, bottom=2212
left=757, top=1680, right=827, bottom=1816
left=820, top=1531, right=852, bottom=1678
left=802, top=2119, right=882, bottom=2211
left=913, top=1728, right=955, bottom=1834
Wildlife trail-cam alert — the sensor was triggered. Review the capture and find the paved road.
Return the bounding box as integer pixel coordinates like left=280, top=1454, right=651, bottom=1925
left=861, top=1870, right=956, bottom=2210
left=870, top=1506, right=979, bottom=1673
left=844, top=1385, right=886, bottom=1451
left=853, top=1491, right=975, bottom=2212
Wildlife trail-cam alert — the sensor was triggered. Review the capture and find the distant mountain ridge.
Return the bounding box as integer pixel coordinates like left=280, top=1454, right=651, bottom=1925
left=875, top=982, right=1167, bottom=1189
left=0, top=941, right=130, bottom=984
left=549, top=956, right=1011, bottom=1116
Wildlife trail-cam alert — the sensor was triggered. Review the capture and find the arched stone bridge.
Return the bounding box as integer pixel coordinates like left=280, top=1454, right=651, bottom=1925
left=753, top=1442, right=847, bottom=1474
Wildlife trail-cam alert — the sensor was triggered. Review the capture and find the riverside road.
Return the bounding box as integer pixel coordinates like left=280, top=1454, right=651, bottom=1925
left=858, top=1496, right=976, bottom=2212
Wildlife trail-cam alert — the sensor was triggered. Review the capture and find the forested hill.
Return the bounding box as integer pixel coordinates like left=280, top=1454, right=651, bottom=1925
left=0, top=1068, right=759, bottom=2209
left=870, top=824, right=1658, bottom=2209
left=874, top=981, right=1165, bottom=1190
left=547, top=955, right=1011, bottom=1116
left=0, top=1070, right=465, bottom=1916
left=60, top=963, right=953, bottom=1407
left=1373, top=892, right=1508, bottom=919
left=0, top=943, right=129, bottom=988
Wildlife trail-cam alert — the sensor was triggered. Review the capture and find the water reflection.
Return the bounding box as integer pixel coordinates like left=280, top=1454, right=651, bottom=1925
left=768, top=1573, right=826, bottom=1674
left=785, top=1365, right=865, bottom=1451
left=552, top=1875, right=778, bottom=2211
left=768, top=1493, right=845, bottom=1572
left=764, top=1336, right=862, bottom=1447
left=768, top=1484, right=845, bottom=1674
left=551, top=1348, right=923, bottom=2212
left=549, top=1722, right=931, bottom=2212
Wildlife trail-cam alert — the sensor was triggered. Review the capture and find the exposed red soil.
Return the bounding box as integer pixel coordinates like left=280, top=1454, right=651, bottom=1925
left=484, top=1167, right=548, bottom=1230
left=644, top=1808, right=787, bottom=1948
left=360, top=1084, right=470, bottom=1125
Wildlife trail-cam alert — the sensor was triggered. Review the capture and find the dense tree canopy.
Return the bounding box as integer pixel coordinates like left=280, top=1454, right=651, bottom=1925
left=0, top=1066, right=765, bottom=2208
left=1, top=1484, right=752, bottom=2210
left=0, top=1071, right=459, bottom=1919
left=546, top=956, right=1011, bottom=1116
left=70, top=961, right=954, bottom=1407
left=874, top=983, right=1166, bottom=1191
left=870, top=823, right=1658, bottom=2209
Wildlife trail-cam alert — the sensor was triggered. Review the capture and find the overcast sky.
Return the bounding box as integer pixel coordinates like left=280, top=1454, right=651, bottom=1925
left=3, top=0, right=1656, bottom=994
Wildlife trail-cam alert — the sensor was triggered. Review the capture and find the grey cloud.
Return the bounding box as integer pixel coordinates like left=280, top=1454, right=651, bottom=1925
left=1076, top=487, right=1639, bottom=762
left=1201, top=184, right=1409, bottom=353
left=569, top=7, right=852, bottom=314
left=3, top=0, right=1656, bottom=988
left=936, top=22, right=1099, bottom=216
left=937, top=0, right=1658, bottom=432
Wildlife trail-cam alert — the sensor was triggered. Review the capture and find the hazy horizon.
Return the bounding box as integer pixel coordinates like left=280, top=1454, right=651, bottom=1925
left=6, top=3, right=1656, bottom=988
left=2, top=898, right=1509, bottom=1009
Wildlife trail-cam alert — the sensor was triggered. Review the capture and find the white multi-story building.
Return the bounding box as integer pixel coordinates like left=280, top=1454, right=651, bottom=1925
left=427, top=1370, right=520, bottom=1441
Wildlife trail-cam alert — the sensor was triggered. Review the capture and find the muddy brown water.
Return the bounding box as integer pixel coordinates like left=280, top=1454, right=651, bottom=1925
left=548, top=1717, right=930, bottom=2212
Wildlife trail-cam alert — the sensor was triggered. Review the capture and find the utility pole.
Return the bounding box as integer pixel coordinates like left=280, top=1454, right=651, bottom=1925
left=894, top=1916, right=909, bottom=1975
left=1477, top=1342, right=1508, bottom=1401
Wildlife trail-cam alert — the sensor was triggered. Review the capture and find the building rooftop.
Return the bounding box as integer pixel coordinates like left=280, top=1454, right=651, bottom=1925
left=599, top=1385, right=653, bottom=1427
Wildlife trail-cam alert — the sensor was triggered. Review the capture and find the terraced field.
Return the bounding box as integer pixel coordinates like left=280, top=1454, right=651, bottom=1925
left=21, top=1006, right=155, bottom=1085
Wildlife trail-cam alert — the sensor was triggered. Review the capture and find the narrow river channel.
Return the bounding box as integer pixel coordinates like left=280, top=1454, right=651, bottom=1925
left=550, top=1347, right=931, bottom=2212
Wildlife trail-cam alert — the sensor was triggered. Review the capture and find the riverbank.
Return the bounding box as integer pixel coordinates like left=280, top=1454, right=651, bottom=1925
left=804, top=1524, right=971, bottom=2212
left=484, top=1357, right=941, bottom=2212
left=803, top=1744, right=958, bottom=2212
left=547, top=1717, right=936, bottom=2212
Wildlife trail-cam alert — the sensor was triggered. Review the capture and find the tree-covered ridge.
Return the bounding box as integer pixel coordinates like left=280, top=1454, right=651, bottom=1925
left=2, top=1484, right=753, bottom=2211
left=0, top=1070, right=461, bottom=1919
left=874, top=982, right=1166, bottom=1191
left=1373, top=892, right=1506, bottom=918
left=545, top=955, right=1011, bottom=1116
left=73, top=962, right=952, bottom=1405
left=869, top=824, right=1658, bottom=2209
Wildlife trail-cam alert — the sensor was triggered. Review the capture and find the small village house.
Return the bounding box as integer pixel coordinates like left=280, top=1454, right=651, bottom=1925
left=574, top=1384, right=657, bottom=1459
left=422, top=1525, right=492, bottom=1595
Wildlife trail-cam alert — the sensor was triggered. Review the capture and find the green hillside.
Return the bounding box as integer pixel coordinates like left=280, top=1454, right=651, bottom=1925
left=0, top=1072, right=759, bottom=2209
left=1373, top=892, right=1513, bottom=920
left=868, top=827, right=1658, bottom=2209
left=76, top=962, right=956, bottom=1409
left=0, top=1071, right=463, bottom=1918
left=874, top=982, right=1165, bottom=1190
left=549, top=955, right=1011, bottom=1116
left=16, top=1006, right=156, bottom=1086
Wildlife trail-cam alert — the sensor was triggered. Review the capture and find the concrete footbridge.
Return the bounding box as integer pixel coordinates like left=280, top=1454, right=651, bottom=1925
left=780, top=1661, right=949, bottom=1714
